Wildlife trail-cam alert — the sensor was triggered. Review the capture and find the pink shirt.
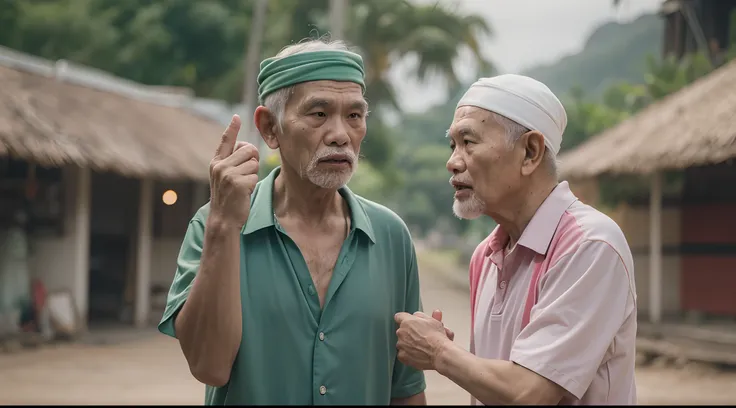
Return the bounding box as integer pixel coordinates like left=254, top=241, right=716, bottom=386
left=468, top=181, right=638, bottom=405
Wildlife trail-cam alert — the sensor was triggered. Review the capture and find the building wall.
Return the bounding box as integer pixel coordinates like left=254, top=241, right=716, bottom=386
left=150, top=180, right=208, bottom=289
left=610, top=204, right=683, bottom=317
left=29, top=165, right=208, bottom=323
left=29, top=166, right=80, bottom=292
left=29, top=165, right=90, bottom=321
left=29, top=190, right=77, bottom=295
left=680, top=203, right=736, bottom=316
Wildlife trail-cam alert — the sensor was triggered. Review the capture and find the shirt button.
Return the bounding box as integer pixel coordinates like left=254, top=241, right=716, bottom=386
left=319, top=385, right=327, bottom=395
left=499, top=281, right=507, bottom=289
left=319, top=332, right=325, bottom=341
left=308, top=285, right=315, bottom=295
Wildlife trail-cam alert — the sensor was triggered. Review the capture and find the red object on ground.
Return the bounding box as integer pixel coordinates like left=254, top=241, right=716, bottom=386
left=32, top=278, right=47, bottom=314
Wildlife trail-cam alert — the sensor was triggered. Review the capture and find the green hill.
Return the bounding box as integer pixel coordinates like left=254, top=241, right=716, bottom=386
left=522, top=13, right=664, bottom=100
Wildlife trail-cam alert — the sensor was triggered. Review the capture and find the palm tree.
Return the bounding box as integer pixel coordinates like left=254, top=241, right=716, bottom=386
left=264, top=0, right=492, bottom=113
left=347, top=0, right=492, bottom=112
left=342, top=0, right=492, bottom=169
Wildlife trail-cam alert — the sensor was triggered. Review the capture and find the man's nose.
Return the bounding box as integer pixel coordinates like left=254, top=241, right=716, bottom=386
left=324, top=118, right=350, bottom=146
left=446, top=151, right=466, bottom=174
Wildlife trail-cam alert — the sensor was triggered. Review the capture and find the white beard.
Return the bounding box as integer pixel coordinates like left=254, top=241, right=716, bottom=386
left=303, top=149, right=358, bottom=189
left=452, top=192, right=486, bottom=220
left=306, top=163, right=357, bottom=189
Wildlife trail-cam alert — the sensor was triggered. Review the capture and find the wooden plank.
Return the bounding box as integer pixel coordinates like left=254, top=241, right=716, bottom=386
left=637, top=337, right=736, bottom=365
left=638, top=322, right=736, bottom=345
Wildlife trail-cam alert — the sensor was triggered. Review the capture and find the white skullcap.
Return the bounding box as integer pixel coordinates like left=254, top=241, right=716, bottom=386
left=456, top=74, right=567, bottom=155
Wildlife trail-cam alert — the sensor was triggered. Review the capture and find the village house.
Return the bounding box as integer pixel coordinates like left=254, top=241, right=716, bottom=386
left=0, top=45, right=233, bottom=338
left=560, top=0, right=736, bottom=364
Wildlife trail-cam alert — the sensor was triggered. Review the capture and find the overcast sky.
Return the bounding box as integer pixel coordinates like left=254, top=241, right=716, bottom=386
left=390, top=0, right=664, bottom=113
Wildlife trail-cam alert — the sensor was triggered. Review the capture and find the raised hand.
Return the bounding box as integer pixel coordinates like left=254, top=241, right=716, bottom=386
left=208, top=115, right=260, bottom=229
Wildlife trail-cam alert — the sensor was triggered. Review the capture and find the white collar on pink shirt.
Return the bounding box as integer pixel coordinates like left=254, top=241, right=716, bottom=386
left=485, top=181, right=579, bottom=259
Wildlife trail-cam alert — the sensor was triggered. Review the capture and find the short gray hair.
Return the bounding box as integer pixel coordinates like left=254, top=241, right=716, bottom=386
left=262, top=39, right=356, bottom=133
left=490, top=112, right=559, bottom=178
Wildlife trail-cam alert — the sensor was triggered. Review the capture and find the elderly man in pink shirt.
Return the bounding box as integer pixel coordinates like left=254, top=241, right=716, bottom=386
left=394, top=74, right=638, bottom=405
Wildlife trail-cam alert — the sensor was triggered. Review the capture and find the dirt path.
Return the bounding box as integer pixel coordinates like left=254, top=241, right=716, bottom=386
left=1, top=252, right=735, bottom=405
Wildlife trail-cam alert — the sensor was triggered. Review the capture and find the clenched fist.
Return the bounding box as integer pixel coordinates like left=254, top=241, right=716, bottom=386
left=208, top=115, right=260, bottom=229
left=394, top=310, right=454, bottom=371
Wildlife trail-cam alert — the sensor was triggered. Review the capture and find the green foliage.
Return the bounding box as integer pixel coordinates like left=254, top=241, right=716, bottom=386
left=7, top=1, right=732, bottom=243
left=360, top=115, right=395, bottom=172
left=258, top=150, right=282, bottom=179
left=392, top=144, right=453, bottom=232
left=1, top=0, right=252, bottom=98
left=522, top=14, right=663, bottom=100
left=562, top=85, right=630, bottom=152
left=0, top=0, right=492, bottom=226
left=347, top=162, right=389, bottom=202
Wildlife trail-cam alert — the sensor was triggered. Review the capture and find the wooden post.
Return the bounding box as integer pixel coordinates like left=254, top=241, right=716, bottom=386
left=71, top=166, right=91, bottom=329
left=134, top=178, right=153, bottom=328
left=649, top=171, right=663, bottom=324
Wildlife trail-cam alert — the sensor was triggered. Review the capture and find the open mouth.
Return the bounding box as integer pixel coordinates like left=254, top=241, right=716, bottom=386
left=319, top=154, right=352, bottom=165
left=452, top=182, right=472, bottom=191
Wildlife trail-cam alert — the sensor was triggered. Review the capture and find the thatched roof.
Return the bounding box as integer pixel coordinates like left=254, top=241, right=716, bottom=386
left=559, top=57, right=736, bottom=180
left=0, top=48, right=226, bottom=181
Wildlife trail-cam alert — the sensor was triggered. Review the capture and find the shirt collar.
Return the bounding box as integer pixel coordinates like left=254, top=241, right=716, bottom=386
left=485, top=181, right=578, bottom=257
left=242, top=166, right=376, bottom=243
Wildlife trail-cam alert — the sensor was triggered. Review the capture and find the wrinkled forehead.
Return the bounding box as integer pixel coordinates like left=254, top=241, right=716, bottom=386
left=446, top=105, right=501, bottom=139
left=291, top=80, right=368, bottom=111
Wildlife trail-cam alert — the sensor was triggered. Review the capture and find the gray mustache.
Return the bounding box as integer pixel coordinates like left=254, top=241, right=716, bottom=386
left=449, top=177, right=472, bottom=186
left=315, top=149, right=357, bottom=163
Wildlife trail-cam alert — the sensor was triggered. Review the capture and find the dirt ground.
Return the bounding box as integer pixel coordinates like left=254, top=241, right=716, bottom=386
left=1, top=257, right=736, bottom=405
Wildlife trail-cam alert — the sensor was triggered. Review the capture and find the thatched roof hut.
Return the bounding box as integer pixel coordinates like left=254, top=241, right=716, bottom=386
left=559, top=58, right=736, bottom=180
left=0, top=48, right=227, bottom=181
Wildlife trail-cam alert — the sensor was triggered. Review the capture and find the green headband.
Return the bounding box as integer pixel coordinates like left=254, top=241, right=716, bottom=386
left=257, top=50, right=366, bottom=104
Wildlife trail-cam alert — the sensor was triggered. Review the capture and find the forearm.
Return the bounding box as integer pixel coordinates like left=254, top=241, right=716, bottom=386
left=390, top=391, right=426, bottom=405
left=176, top=217, right=243, bottom=386
left=434, top=342, right=551, bottom=405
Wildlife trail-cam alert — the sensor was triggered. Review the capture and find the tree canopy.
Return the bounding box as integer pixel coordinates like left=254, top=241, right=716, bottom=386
left=4, top=1, right=734, bottom=245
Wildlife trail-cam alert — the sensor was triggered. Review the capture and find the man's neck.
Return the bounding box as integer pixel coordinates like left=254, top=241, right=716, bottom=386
left=272, top=167, right=346, bottom=224
left=488, top=178, right=558, bottom=243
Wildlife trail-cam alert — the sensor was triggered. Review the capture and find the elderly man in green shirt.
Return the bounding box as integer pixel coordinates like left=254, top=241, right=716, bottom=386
left=158, top=39, right=428, bottom=405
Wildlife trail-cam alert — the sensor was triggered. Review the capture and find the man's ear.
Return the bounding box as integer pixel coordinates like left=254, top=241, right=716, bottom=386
left=254, top=106, right=280, bottom=149
left=520, top=130, right=546, bottom=177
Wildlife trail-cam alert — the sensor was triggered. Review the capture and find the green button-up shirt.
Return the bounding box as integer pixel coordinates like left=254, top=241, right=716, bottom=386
left=158, top=167, right=426, bottom=405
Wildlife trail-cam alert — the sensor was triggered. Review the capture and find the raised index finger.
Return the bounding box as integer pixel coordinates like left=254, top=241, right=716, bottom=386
left=214, top=115, right=241, bottom=159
